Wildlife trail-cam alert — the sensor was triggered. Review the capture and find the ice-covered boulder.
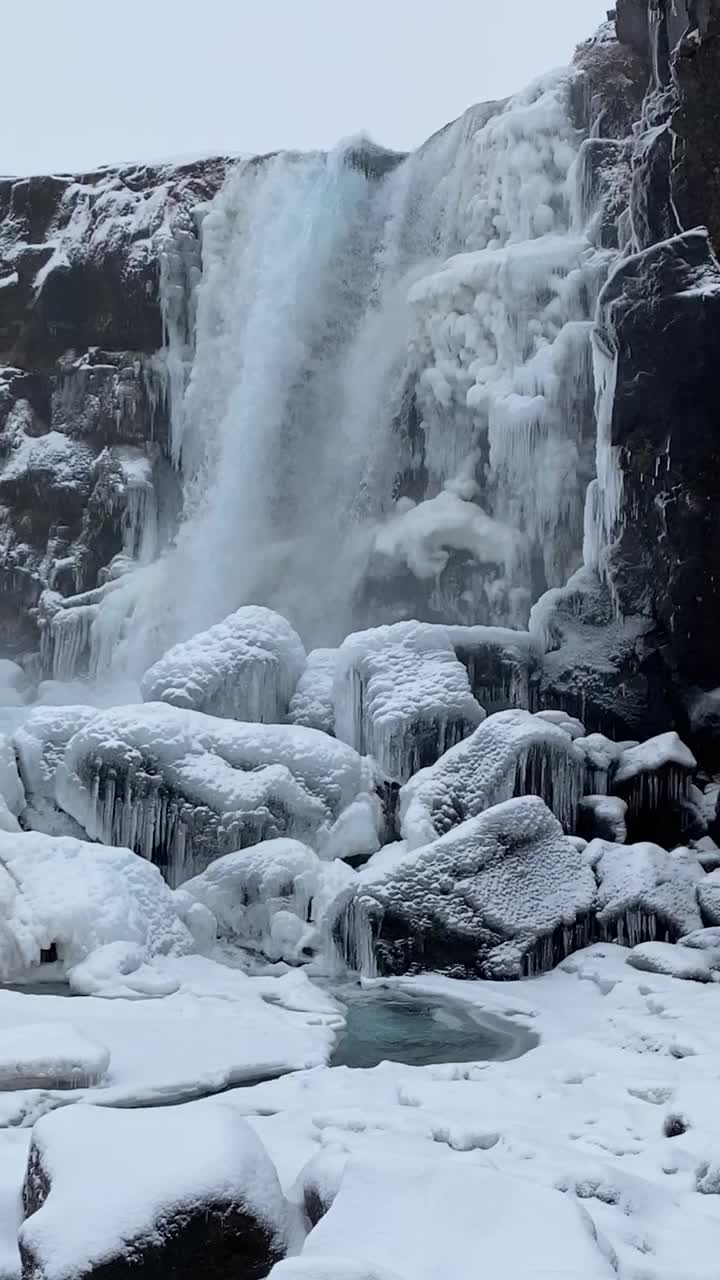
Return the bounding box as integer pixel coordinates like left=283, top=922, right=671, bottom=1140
left=612, top=731, right=697, bottom=846
left=0, top=1024, right=110, bottom=1091
left=287, top=649, right=338, bottom=735
left=0, top=830, right=194, bottom=986
left=625, top=940, right=719, bottom=982
left=178, top=839, right=355, bottom=965
left=334, top=622, right=484, bottom=784
left=19, top=1102, right=297, bottom=1280
left=587, top=839, right=704, bottom=945
left=697, top=869, right=720, bottom=925
left=334, top=797, right=596, bottom=979
left=573, top=732, right=625, bottom=794
left=578, top=795, right=628, bottom=843
left=400, top=709, right=586, bottom=848
left=140, top=606, right=306, bottom=722
left=13, top=705, right=98, bottom=836
left=55, top=704, right=381, bottom=885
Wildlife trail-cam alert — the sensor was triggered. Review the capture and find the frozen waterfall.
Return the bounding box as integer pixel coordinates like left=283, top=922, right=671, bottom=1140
left=43, top=68, right=606, bottom=683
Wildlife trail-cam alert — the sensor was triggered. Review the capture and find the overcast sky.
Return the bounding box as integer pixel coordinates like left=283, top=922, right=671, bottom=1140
left=2, top=0, right=610, bottom=175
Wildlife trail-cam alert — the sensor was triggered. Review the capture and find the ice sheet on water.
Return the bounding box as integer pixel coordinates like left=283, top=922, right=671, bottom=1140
left=140, top=605, right=306, bottom=722
left=334, top=622, right=484, bottom=783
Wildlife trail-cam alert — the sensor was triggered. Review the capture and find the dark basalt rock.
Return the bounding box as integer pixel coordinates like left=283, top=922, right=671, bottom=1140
left=597, top=229, right=720, bottom=690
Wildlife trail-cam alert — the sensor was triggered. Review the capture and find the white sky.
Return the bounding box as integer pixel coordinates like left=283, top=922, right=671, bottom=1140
left=2, top=0, right=610, bottom=175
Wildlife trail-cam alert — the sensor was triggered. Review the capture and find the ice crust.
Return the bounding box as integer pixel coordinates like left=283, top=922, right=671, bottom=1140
left=140, top=605, right=306, bottom=722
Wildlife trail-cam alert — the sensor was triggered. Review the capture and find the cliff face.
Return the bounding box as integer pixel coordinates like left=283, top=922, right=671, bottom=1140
left=588, top=1, right=720, bottom=711
left=0, top=158, right=230, bottom=656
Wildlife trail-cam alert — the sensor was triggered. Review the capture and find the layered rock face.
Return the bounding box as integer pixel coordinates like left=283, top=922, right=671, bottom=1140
left=585, top=0, right=720, bottom=732
left=0, top=158, right=230, bottom=658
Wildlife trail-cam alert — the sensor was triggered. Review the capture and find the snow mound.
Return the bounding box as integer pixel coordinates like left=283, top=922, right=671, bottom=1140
left=55, top=703, right=381, bottom=885
left=588, top=840, right=704, bottom=944
left=400, top=708, right=585, bottom=848
left=0, top=1024, right=110, bottom=1090
left=286, top=1155, right=613, bottom=1279
left=287, top=649, right=338, bottom=735
left=0, top=830, right=194, bottom=985
left=140, top=605, right=306, bottom=722
left=19, top=1101, right=296, bottom=1280
left=334, top=796, right=596, bottom=979
left=626, top=940, right=718, bottom=982
left=178, top=839, right=354, bottom=965
left=334, top=622, right=484, bottom=783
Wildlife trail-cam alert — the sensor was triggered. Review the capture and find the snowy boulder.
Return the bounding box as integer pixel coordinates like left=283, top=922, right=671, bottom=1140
left=0, top=1024, right=110, bottom=1091
left=612, top=732, right=697, bottom=847
left=0, top=830, right=194, bottom=986
left=19, top=1102, right=297, bottom=1280
left=55, top=704, right=381, bottom=886
left=178, top=839, right=355, bottom=965
left=578, top=795, right=627, bottom=843
left=287, top=649, right=338, bottom=735
left=334, top=797, right=597, bottom=979
left=625, top=941, right=719, bottom=983
left=334, top=622, right=484, bottom=784
left=697, top=869, right=720, bottom=925
left=400, top=709, right=586, bottom=848
left=13, top=705, right=98, bottom=836
left=140, top=605, right=306, bottom=722
left=587, top=839, right=704, bottom=946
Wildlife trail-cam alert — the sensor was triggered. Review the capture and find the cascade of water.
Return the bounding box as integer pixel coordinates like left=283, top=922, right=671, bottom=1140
left=51, top=68, right=610, bottom=684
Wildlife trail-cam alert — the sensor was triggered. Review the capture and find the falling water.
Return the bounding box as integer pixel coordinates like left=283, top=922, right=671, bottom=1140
left=44, top=68, right=606, bottom=681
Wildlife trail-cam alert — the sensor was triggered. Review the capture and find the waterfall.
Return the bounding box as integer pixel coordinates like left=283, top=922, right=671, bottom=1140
left=46, top=67, right=606, bottom=684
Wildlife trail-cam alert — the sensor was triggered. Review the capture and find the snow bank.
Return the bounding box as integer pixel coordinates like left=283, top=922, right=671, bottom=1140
left=287, top=649, right=338, bottom=735
left=400, top=708, right=586, bottom=847
left=178, top=839, right=354, bottom=965
left=335, top=796, right=596, bottom=979
left=0, top=1024, right=110, bottom=1090
left=19, top=1102, right=296, bottom=1280
left=0, top=830, right=194, bottom=985
left=140, top=605, right=306, bottom=722
left=588, top=839, right=704, bottom=944
left=55, top=703, right=381, bottom=885
left=286, top=1155, right=612, bottom=1280
left=334, top=622, right=484, bottom=783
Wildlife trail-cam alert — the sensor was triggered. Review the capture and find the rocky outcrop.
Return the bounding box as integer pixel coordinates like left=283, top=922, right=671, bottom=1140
left=0, top=158, right=231, bottom=662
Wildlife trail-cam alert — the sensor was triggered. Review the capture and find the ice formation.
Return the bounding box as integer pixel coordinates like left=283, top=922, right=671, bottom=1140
left=0, top=1025, right=110, bottom=1091
left=178, top=839, right=354, bottom=965
left=444, top=625, right=537, bottom=714
left=334, top=796, right=596, bottom=979
left=140, top=605, right=306, bottom=722
left=55, top=703, right=381, bottom=884
left=334, top=622, right=484, bottom=782
left=399, top=708, right=586, bottom=848
left=0, top=830, right=194, bottom=984
left=286, top=649, right=338, bottom=736
left=579, top=794, right=628, bottom=843
left=612, top=731, right=697, bottom=841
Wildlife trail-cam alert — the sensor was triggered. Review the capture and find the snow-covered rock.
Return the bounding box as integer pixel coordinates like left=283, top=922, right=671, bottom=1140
left=588, top=839, right=704, bottom=945
left=400, top=709, right=586, bottom=848
left=697, top=868, right=720, bottom=925
left=334, top=622, right=484, bottom=784
left=578, top=794, right=628, bottom=843
left=140, top=606, right=306, bottom=722
left=275, top=1155, right=613, bottom=1280
left=287, top=649, right=338, bottom=735
left=625, top=940, right=719, bottom=982
left=13, top=705, right=98, bottom=837
left=334, top=796, right=596, bottom=979
left=0, top=830, right=194, bottom=986
left=612, top=731, right=697, bottom=845
left=0, top=1024, right=110, bottom=1091
left=55, top=703, right=381, bottom=885
left=445, top=625, right=537, bottom=715
left=178, top=839, right=354, bottom=965
left=19, top=1102, right=297, bottom=1280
